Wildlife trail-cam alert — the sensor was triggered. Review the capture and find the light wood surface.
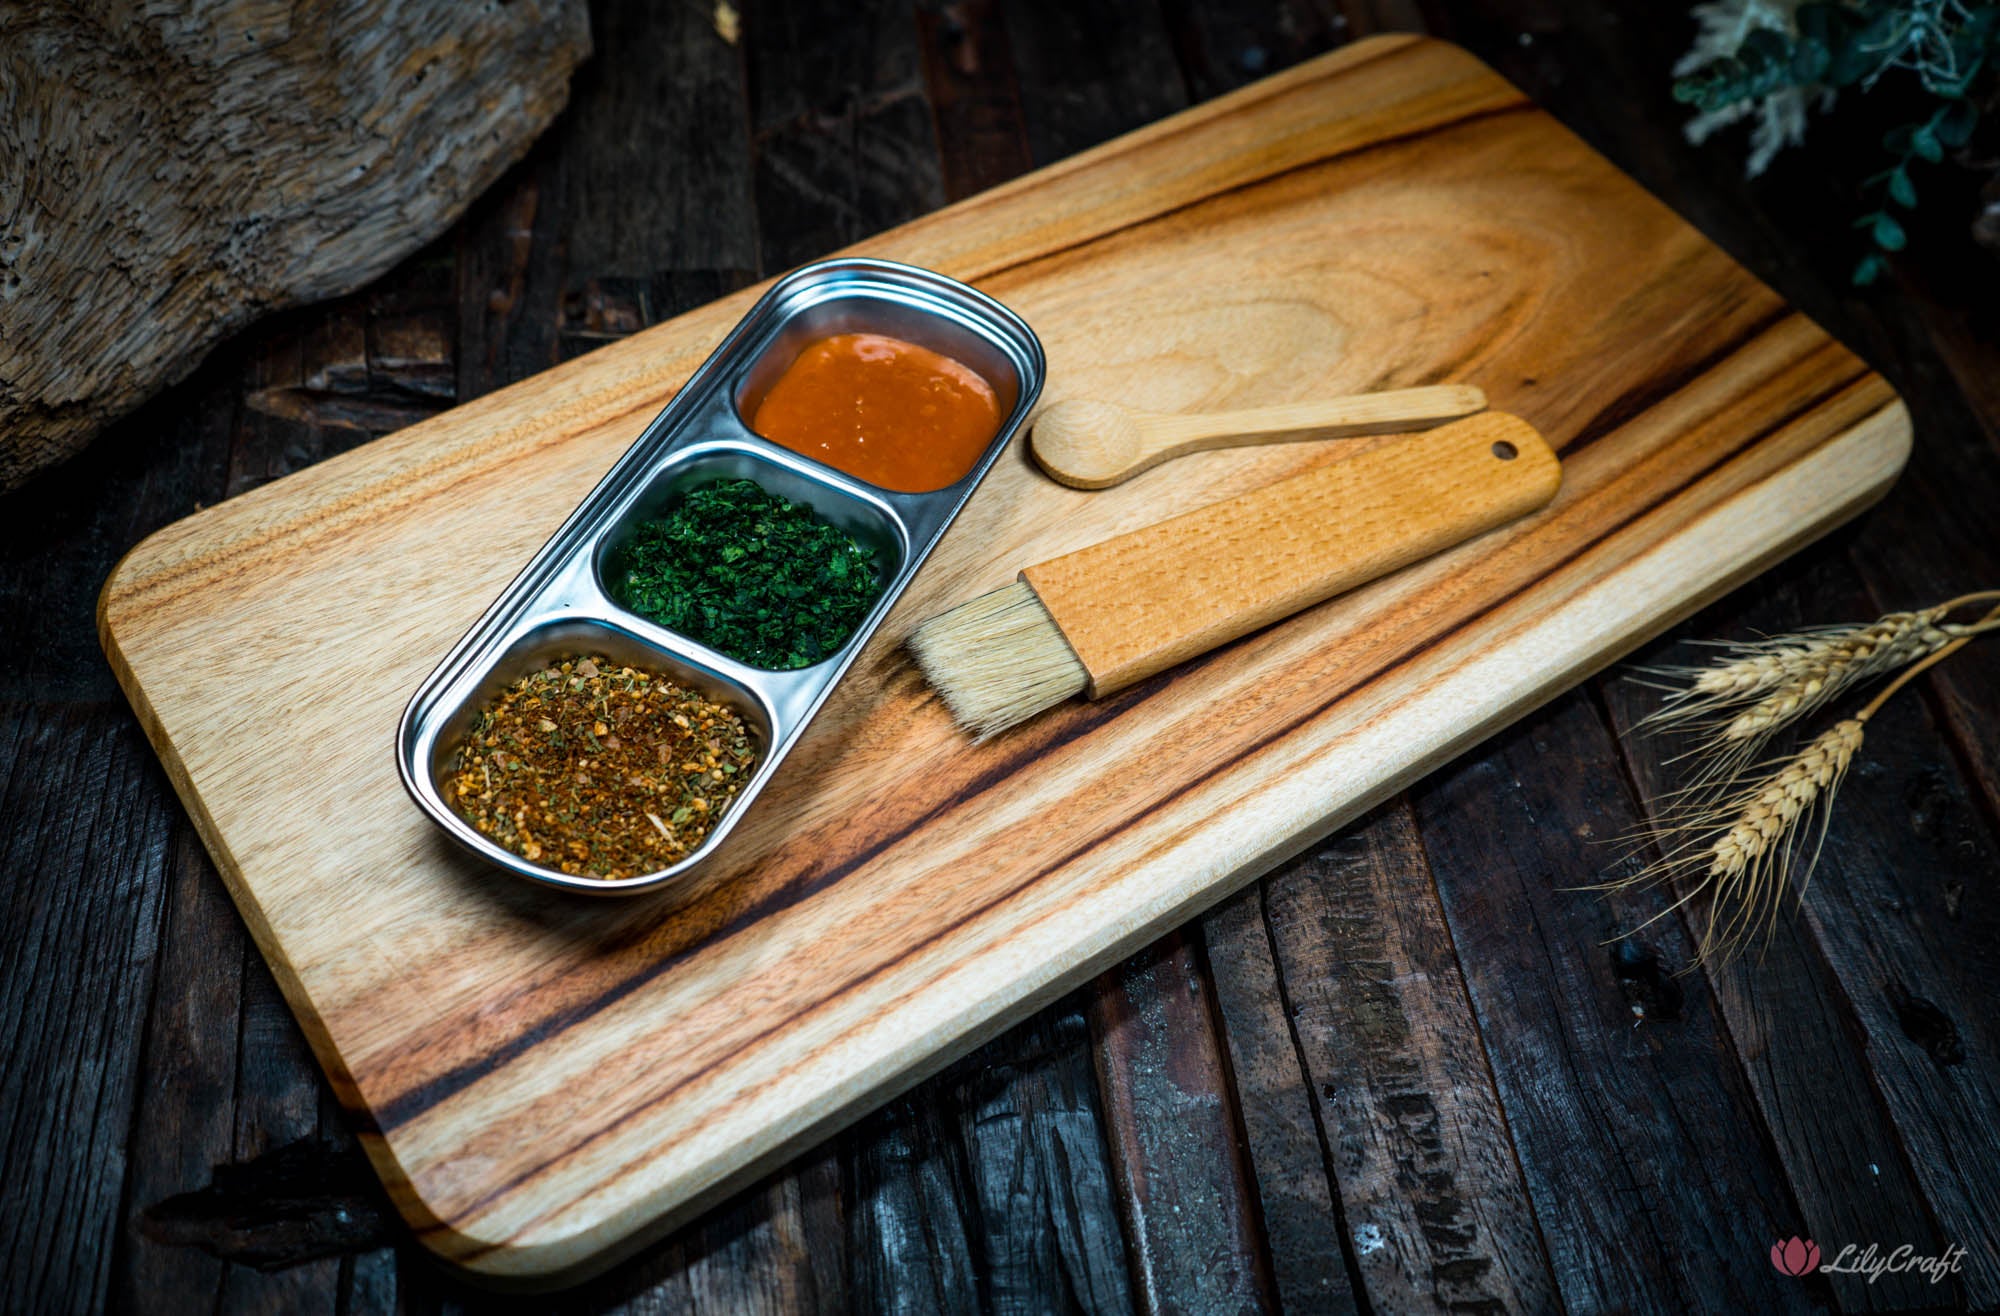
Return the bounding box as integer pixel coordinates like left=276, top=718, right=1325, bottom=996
left=1030, top=384, right=1488, bottom=487
left=1023, top=411, right=1560, bottom=695
left=97, top=35, right=1909, bottom=1285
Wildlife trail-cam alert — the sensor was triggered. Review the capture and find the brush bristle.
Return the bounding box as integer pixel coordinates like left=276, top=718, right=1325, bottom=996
left=907, top=580, right=1088, bottom=739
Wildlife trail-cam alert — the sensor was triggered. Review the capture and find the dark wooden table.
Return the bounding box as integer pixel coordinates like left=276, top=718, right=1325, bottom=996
left=6, top=2, right=1998, bottom=1313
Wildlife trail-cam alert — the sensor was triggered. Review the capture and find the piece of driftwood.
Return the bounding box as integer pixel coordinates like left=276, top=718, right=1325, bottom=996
left=0, top=0, right=590, bottom=490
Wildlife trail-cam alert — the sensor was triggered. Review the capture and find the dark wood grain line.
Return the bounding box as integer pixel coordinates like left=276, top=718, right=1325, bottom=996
left=1557, top=302, right=1800, bottom=454
left=368, top=655, right=1174, bottom=1128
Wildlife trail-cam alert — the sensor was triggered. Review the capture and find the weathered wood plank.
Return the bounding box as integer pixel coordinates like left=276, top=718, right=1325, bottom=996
left=1200, top=888, right=1360, bottom=1316
left=1412, top=693, right=1818, bottom=1313
left=1911, top=296, right=2000, bottom=457
left=1004, top=0, right=1188, bottom=164
left=1090, top=933, right=1274, bottom=1315
left=565, top=0, right=756, bottom=284
left=748, top=0, right=944, bottom=271
left=13, top=381, right=238, bottom=1316
left=1842, top=397, right=2000, bottom=833
left=946, top=1006, right=1134, bottom=1316
left=1158, top=0, right=1350, bottom=101
left=1629, top=553, right=2000, bottom=1309
left=211, top=956, right=345, bottom=1314
left=110, top=829, right=246, bottom=1313
left=1754, top=670, right=2000, bottom=1310
left=916, top=0, right=1034, bottom=203
left=676, top=1174, right=831, bottom=1314
left=1259, top=802, right=1557, bottom=1314
left=456, top=148, right=568, bottom=396
left=0, top=369, right=235, bottom=705
left=0, top=705, right=177, bottom=1315
left=831, top=1001, right=1136, bottom=1316
left=0, top=347, right=240, bottom=1316
left=846, top=1099, right=982, bottom=1315
left=558, top=0, right=759, bottom=358
left=1597, top=554, right=1965, bottom=1313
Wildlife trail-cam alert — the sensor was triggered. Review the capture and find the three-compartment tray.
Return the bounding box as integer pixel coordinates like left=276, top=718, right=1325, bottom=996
left=397, top=259, right=1044, bottom=894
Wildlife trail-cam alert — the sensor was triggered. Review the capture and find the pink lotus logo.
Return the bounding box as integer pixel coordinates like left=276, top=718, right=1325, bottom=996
left=1771, top=1237, right=1821, bottom=1276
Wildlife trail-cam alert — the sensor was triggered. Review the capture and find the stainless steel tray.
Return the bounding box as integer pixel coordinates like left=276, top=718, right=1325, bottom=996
left=395, top=258, right=1046, bottom=895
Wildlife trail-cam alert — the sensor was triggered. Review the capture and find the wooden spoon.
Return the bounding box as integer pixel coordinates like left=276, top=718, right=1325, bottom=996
left=1029, top=384, right=1488, bottom=489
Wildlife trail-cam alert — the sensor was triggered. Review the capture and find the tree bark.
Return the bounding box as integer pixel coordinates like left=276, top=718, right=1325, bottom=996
left=0, top=0, right=590, bottom=489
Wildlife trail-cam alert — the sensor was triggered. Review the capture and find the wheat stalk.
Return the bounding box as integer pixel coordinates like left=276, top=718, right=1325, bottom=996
left=1634, top=594, right=1997, bottom=797
left=1640, top=606, right=1945, bottom=738
left=1606, top=591, right=2000, bottom=966
left=1607, top=717, right=1863, bottom=965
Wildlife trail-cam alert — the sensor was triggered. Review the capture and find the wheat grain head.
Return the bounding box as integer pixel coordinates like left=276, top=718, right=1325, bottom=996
left=1605, top=718, right=1864, bottom=966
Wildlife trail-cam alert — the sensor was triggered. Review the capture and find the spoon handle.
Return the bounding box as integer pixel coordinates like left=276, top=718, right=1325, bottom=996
left=1019, top=411, right=1559, bottom=697
left=1138, top=383, right=1487, bottom=458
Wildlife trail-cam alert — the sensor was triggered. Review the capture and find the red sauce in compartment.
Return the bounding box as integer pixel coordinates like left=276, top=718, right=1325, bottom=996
left=748, top=332, right=1003, bottom=492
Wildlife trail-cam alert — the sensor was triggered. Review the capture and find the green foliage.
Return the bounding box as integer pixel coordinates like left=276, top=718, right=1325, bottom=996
left=1675, top=0, right=2000, bottom=282
left=611, top=478, right=884, bottom=670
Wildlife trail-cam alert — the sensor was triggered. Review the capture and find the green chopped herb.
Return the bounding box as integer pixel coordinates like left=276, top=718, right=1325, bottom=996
left=610, top=478, right=884, bottom=669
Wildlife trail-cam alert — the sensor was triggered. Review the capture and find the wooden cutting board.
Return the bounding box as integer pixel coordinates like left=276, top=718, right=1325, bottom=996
left=100, top=35, right=1909, bottom=1285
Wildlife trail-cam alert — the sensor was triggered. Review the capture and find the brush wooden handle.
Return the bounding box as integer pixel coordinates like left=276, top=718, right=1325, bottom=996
left=1020, top=411, right=1562, bottom=697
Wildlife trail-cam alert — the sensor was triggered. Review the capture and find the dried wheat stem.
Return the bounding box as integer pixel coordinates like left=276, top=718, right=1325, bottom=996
left=1855, top=601, right=2000, bottom=720
left=1638, top=593, right=2000, bottom=782
left=1609, top=596, right=2000, bottom=966
left=1642, top=607, right=1950, bottom=740
left=1698, top=717, right=1863, bottom=960
left=1936, top=588, right=2000, bottom=615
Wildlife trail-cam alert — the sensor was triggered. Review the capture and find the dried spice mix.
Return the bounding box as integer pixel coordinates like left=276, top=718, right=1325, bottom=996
left=443, top=655, right=758, bottom=880
left=609, top=478, right=883, bottom=669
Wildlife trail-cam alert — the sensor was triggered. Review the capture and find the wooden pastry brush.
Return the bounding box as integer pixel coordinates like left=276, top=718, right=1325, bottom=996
left=908, top=411, right=1562, bottom=738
